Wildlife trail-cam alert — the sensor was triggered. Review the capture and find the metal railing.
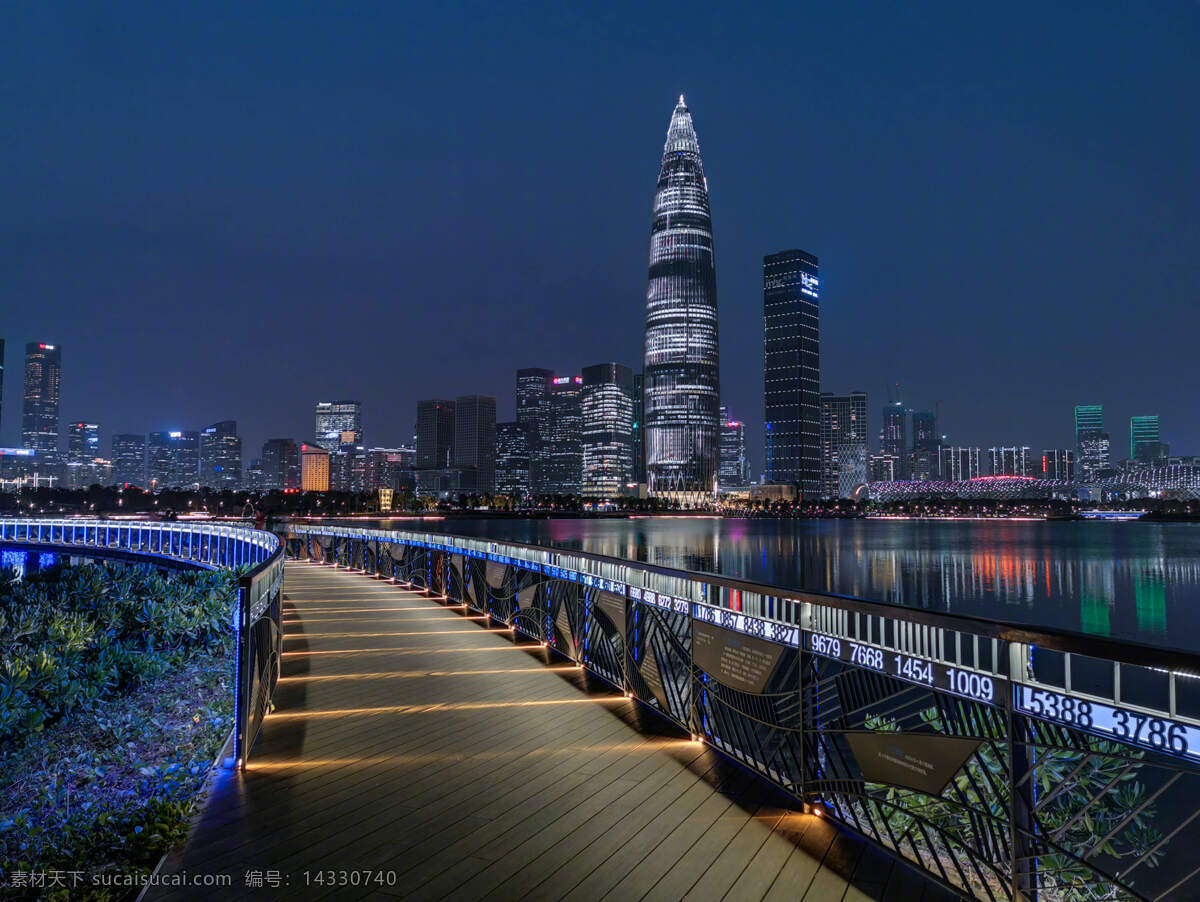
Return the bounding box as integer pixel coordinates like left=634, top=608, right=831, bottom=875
left=288, top=521, right=1200, bottom=901
left=0, top=517, right=284, bottom=766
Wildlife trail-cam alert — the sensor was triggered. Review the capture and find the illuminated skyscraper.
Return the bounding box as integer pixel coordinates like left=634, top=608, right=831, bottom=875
left=763, top=250, right=821, bottom=495
left=643, top=96, right=720, bottom=498
left=516, top=368, right=554, bottom=493
left=718, top=407, right=750, bottom=489
left=64, top=422, right=101, bottom=488
left=988, top=446, right=1032, bottom=476
left=1075, top=404, right=1110, bottom=480
left=111, top=434, right=146, bottom=487
left=632, top=373, right=645, bottom=484
left=314, top=401, right=362, bottom=452
left=300, top=443, right=331, bottom=492
left=199, top=420, right=242, bottom=488
left=580, top=363, right=634, bottom=498
left=1130, top=415, right=1164, bottom=460
left=495, top=422, right=532, bottom=500
left=22, top=342, right=61, bottom=459
left=820, top=392, right=867, bottom=497
left=147, top=430, right=199, bottom=489
left=545, top=376, right=583, bottom=495
left=879, top=402, right=909, bottom=477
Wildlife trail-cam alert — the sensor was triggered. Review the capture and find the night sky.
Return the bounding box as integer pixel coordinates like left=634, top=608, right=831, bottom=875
left=5, top=2, right=1198, bottom=471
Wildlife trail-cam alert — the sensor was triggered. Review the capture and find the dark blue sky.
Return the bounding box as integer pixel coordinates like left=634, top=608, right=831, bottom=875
left=5, top=1, right=1198, bottom=471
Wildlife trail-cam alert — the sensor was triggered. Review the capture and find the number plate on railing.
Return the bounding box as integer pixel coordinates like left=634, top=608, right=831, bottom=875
left=806, top=631, right=1005, bottom=706
left=1016, top=686, right=1200, bottom=763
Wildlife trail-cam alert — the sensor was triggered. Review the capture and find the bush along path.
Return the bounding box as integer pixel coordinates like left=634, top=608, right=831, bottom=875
left=0, top=563, right=240, bottom=900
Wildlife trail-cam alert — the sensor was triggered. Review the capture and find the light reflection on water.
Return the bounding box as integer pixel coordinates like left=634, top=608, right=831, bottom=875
left=381, top=517, right=1200, bottom=650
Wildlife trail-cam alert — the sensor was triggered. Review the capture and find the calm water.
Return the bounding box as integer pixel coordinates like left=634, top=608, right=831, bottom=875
left=382, top=516, right=1200, bottom=651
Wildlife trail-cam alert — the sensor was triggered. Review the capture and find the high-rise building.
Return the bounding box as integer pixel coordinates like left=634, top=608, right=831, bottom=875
left=880, top=402, right=909, bottom=478
left=820, top=392, right=867, bottom=497
left=632, top=372, right=646, bottom=484
left=330, top=445, right=367, bottom=492
left=314, top=401, right=362, bottom=452
left=199, top=420, right=242, bottom=488
left=1131, top=415, right=1165, bottom=460
left=763, top=250, right=821, bottom=496
left=364, top=447, right=415, bottom=493
left=415, top=400, right=456, bottom=470
left=580, top=363, right=635, bottom=498
left=1075, top=405, right=1110, bottom=480
left=940, top=447, right=982, bottom=482
left=837, top=445, right=868, bottom=497
left=300, top=443, right=331, bottom=492
left=63, top=422, right=101, bottom=488
left=260, top=438, right=300, bottom=490
left=643, top=96, right=721, bottom=499
left=22, top=342, right=62, bottom=461
left=867, top=453, right=899, bottom=482
left=0, top=339, right=5, bottom=432
left=147, top=430, right=200, bottom=489
left=495, top=422, right=531, bottom=500
left=545, top=376, right=583, bottom=495
left=988, top=446, right=1032, bottom=477
left=718, top=407, right=751, bottom=489
left=454, top=395, right=496, bottom=495
left=1041, top=449, right=1075, bottom=481
left=111, top=434, right=146, bottom=487
left=910, top=410, right=939, bottom=480
left=516, top=368, right=554, bottom=493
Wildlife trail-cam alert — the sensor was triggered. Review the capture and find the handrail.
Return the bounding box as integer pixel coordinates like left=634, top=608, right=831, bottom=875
left=1, top=516, right=284, bottom=766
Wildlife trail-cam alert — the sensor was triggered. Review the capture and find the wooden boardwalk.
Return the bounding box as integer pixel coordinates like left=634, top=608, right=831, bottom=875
left=148, top=562, right=960, bottom=901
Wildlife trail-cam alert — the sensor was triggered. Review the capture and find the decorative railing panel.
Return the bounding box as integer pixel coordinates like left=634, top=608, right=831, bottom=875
left=287, top=522, right=1200, bottom=901
left=1, top=517, right=283, bottom=768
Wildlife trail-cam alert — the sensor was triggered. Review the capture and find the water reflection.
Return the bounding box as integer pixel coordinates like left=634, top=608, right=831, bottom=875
left=380, top=518, right=1200, bottom=650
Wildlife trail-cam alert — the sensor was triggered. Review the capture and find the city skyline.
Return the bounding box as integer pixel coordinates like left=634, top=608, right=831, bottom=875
left=4, top=4, right=1198, bottom=468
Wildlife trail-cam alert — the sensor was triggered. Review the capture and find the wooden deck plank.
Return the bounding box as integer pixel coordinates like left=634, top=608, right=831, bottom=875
left=146, top=563, right=959, bottom=901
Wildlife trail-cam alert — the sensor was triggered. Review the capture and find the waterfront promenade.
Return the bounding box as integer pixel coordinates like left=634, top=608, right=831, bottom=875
left=148, top=562, right=954, bottom=901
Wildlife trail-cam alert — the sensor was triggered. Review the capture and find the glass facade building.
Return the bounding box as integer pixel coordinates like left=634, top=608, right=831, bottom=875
left=1075, top=404, right=1110, bottom=480
left=763, top=250, right=820, bottom=495
left=516, top=368, right=554, bottom=494
left=260, top=438, right=300, bottom=490
left=632, top=372, right=645, bottom=484
left=111, top=433, right=146, bottom=487
left=1130, top=415, right=1163, bottom=460
left=643, top=96, right=720, bottom=499
left=820, top=392, right=867, bottom=497
left=147, top=430, right=199, bottom=489
left=314, top=401, right=362, bottom=452
left=580, top=363, right=634, bottom=498
left=199, top=420, right=242, bottom=488
left=453, top=395, right=496, bottom=495
left=718, top=406, right=751, bottom=489
left=22, top=342, right=62, bottom=460
left=545, top=377, right=583, bottom=496
left=495, top=422, right=532, bottom=500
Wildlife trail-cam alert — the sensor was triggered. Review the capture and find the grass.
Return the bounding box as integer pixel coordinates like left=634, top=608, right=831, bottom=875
left=0, top=642, right=234, bottom=900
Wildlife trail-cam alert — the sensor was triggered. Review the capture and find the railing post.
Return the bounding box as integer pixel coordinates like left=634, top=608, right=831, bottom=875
left=1008, top=642, right=1037, bottom=900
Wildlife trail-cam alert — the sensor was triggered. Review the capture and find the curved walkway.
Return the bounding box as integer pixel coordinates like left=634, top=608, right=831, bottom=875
left=148, top=562, right=957, bottom=901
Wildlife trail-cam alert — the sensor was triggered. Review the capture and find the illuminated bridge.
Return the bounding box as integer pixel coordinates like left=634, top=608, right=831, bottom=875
left=9, top=519, right=1200, bottom=899
left=863, top=471, right=1200, bottom=503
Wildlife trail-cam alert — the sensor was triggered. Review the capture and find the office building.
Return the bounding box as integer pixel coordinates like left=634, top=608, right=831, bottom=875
left=632, top=373, right=645, bottom=484
left=643, top=96, right=721, bottom=498
left=111, top=433, right=146, bottom=487
left=763, top=249, right=820, bottom=496
left=910, top=410, right=939, bottom=480
left=867, top=453, right=899, bottom=483
left=545, top=377, right=583, bottom=495
left=820, top=392, right=867, bottom=497
left=1041, top=449, right=1075, bottom=481
left=199, top=420, right=241, bottom=489
left=1131, top=415, right=1165, bottom=460
left=837, top=445, right=868, bottom=496
left=1075, top=405, right=1110, bottom=480
left=147, top=430, right=200, bottom=489
left=988, top=446, right=1032, bottom=477
left=22, top=342, right=62, bottom=461
left=63, top=422, right=101, bottom=488
left=416, top=400, right=456, bottom=470
left=940, top=446, right=982, bottom=482
left=516, top=368, right=554, bottom=493
left=580, top=363, right=635, bottom=498
left=364, top=447, right=415, bottom=493
left=880, top=403, right=909, bottom=478
left=330, top=445, right=367, bottom=492
left=300, top=443, right=331, bottom=492
left=495, top=421, right=532, bottom=500
left=260, top=438, right=300, bottom=490
left=454, top=395, right=496, bottom=495
left=719, top=407, right=751, bottom=489
left=314, top=401, right=362, bottom=452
